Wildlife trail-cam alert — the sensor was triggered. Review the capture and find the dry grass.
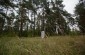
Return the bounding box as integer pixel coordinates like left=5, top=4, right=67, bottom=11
left=0, top=36, right=85, bottom=55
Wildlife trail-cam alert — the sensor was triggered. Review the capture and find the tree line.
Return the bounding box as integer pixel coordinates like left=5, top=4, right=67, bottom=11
left=0, top=0, right=85, bottom=37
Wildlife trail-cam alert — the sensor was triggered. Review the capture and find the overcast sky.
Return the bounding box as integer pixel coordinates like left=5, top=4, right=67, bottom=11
left=63, top=0, right=79, bottom=14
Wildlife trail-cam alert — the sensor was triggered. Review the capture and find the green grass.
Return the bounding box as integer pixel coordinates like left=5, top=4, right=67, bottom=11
left=0, top=36, right=85, bottom=55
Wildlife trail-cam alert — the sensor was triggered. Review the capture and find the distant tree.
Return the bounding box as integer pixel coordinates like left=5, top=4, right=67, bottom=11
left=45, top=0, right=71, bottom=35
left=75, top=0, right=85, bottom=34
left=0, top=14, right=5, bottom=34
left=0, top=0, right=16, bottom=35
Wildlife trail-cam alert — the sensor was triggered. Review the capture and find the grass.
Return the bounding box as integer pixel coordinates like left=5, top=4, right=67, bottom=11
left=0, top=35, right=85, bottom=55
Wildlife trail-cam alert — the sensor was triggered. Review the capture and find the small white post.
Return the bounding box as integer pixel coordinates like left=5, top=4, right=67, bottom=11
left=41, top=31, right=45, bottom=38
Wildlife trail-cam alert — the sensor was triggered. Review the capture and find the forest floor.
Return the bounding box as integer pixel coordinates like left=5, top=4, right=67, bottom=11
left=0, top=35, right=85, bottom=55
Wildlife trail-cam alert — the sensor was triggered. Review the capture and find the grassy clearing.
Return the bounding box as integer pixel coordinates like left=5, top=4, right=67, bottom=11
left=0, top=36, right=85, bottom=55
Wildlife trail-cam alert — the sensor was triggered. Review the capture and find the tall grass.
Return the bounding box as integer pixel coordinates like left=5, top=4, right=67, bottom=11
left=0, top=36, right=85, bottom=55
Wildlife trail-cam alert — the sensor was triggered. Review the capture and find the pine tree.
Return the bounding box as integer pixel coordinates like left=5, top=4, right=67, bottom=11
left=75, top=0, right=85, bottom=34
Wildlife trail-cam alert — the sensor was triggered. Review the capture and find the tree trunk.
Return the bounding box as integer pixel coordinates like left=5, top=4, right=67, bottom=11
left=41, top=12, right=45, bottom=38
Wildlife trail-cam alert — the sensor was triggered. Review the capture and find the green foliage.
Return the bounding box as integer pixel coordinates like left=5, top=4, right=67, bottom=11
left=18, top=30, right=28, bottom=37
left=68, top=31, right=80, bottom=36
left=0, top=31, right=16, bottom=37
left=75, top=1, right=85, bottom=34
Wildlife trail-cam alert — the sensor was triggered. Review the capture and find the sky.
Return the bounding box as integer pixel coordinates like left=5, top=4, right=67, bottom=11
left=63, top=0, right=79, bottom=14
left=63, top=0, right=79, bottom=30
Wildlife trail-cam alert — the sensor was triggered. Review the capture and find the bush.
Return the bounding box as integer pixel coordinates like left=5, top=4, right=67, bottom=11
left=18, top=30, right=28, bottom=37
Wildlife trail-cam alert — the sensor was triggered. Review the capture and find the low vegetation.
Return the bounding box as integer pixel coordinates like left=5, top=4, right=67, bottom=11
left=0, top=36, right=85, bottom=55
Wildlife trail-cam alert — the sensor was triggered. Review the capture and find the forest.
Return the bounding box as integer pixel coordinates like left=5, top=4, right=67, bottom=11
left=0, top=0, right=85, bottom=37
left=0, top=0, right=85, bottom=55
